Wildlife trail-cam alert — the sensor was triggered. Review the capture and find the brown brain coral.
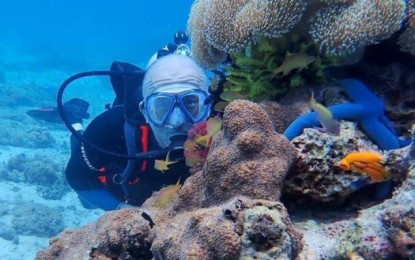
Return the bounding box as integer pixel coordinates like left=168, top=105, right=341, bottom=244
left=201, top=100, right=296, bottom=206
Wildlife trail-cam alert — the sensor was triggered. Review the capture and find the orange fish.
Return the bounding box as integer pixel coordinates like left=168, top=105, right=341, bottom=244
left=154, top=151, right=178, bottom=173
left=338, top=151, right=389, bottom=182
left=154, top=178, right=182, bottom=208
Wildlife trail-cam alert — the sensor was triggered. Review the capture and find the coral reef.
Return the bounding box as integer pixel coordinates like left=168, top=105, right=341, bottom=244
left=0, top=201, right=64, bottom=240
left=292, top=125, right=415, bottom=259
left=0, top=223, right=17, bottom=242
left=2, top=153, right=69, bottom=200
left=36, top=198, right=303, bottom=260
left=382, top=206, right=415, bottom=259
left=12, top=202, right=64, bottom=237
left=35, top=209, right=153, bottom=259
left=223, top=36, right=338, bottom=100
left=341, top=60, right=415, bottom=137
left=284, top=119, right=409, bottom=204
left=284, top=79, right=409, bottom=150
left=284, top=121, right=373, bottom=204
left=26, top=127, right=56, bottom=148
left=33, top=99, right=415, bottom=259
left=197, top=99, right=295, bottom=207
left=259, top=100, right=308, bottom=134
left=188, top=0, right=411, bottom=70
left=36, top=100, right=303, bottom=259
left=187, top=0, right=308, bottom=69
left=399, top=0, right=415, bottom=56
left=151, top=198, right=302, bottom=259
left=310, top=0, right=406, bottom=56
left=183, top=116, right=222, bottom=174
left=0, top=120, right=56, bottom=148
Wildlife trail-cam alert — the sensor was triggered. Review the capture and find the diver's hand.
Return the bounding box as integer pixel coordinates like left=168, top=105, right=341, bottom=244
left=116, top=202, right=139, bottom=210
left=63, top=98, right=90, bottom=125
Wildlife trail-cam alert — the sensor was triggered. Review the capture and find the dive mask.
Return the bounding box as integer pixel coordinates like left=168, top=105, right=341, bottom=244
left=143, top=89, right=211, bottom=128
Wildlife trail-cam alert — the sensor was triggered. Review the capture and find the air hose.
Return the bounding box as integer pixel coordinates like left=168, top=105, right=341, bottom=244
left=57, top=70, right=182, bottom=160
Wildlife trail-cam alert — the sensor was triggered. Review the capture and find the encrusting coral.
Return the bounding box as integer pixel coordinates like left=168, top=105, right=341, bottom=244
left=36, top=100, right=303, bottom=259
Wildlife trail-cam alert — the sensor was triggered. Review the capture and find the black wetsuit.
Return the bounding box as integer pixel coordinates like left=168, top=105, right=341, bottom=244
left=65, top=62, right=190, bottom=210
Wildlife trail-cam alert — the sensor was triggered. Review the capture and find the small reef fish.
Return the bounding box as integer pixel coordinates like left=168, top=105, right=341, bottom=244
left=220, top=91, right=248, bottom=102
left=213, top=101, right=229, bottom=112
left=141, top=211, right=155, bottom=228
left=309, top=90, right=340, bottom=135
left=154, top=151, right=178, bottom=173
left=206, top=116, right=222, bottom=139
left=195, top=134, right=209, bottom=147
left=338, top=151, right=389, bottom=182
left=154, top=178, right=182, bottom=208
left=273, top=52, right=315, bottom=76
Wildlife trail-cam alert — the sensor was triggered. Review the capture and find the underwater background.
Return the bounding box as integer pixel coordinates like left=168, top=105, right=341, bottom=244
left=1, top=0, right=415, bottom=259
left=0, top=1, right=193, bottom=259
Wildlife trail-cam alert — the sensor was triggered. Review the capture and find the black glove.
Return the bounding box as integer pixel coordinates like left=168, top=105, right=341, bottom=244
left=63, top=98, right=90, bottom=125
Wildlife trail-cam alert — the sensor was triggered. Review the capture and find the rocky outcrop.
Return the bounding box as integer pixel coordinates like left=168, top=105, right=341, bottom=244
left=36, top=100, right=302, bottom=259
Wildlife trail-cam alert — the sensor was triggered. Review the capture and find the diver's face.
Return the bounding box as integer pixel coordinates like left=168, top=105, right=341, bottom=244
left=149, top=117, right=193, bottom=148
left=142, top=90, right=199, bottom=148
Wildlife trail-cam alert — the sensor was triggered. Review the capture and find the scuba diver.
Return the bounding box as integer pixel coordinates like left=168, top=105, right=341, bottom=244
left=27, top=30, right=191, bottom=123
left=62, top=53, right=211, bottom=210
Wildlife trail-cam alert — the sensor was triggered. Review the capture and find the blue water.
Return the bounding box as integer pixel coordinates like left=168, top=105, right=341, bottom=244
left=0, top=0, right=194, bottom=70
left=0, top=1, right=194, bottom=259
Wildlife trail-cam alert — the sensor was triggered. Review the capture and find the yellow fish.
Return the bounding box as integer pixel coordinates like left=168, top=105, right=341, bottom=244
left=273, top=52, right=315, bottom=76
left=220, top=91, right=248, bottom=102
left=195, top=134, right=209, bottom=147
left=213, top=101, right=229, bottom=112
left=338, top=151, right=389, bottom=182
left=206, top=116, right=222, bottom=139
left=154, top=178, right=182, bottom=208
left=309, top=90, right=340, bottom=135
left=154, top=151, right=178, bottom=173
